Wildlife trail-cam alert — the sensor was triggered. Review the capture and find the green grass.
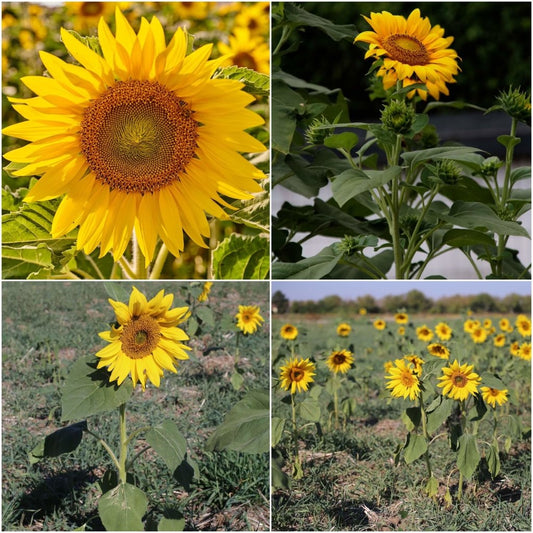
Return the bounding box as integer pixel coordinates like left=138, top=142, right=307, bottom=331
left=2, top=281, right=270, bottom=531
left=272, top=313, right=531, bottom=531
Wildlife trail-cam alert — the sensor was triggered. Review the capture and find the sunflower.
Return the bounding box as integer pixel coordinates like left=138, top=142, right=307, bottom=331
left=493, top=334, right=506, bottom=348
left=197, top=281, right=213, bottom=302
left=354, top=8, right=460, bottom=100
left=427, top=342, right=449, bottom=360
left=404, top=354, right=424, bottom=375
left=337, top=322, right=351, bottom=337
left=65, top=2, right=116, bottom=31
left=326, top=349, right=354, bottom=374
left=172, top=2, right=214, bottom=21
left=235, top=305, right=263, bottom=335
left=3, top=8, right=265, bottom=267
left=480, top=386, right=509, bottom=408
left=279, top=357, right=316, bottom=394
left=373, top=318, right=386, bottom=330
left=483, top=319, right=492, bottom=329
left=217, top=26, right=269, bottom=74
left=519, top=342, right=531, bottom=361
left=470, top=327, right=488, bottom=344
left=394, top=312, right=408, bottom=324
left=280, top=323, right=298, bottom=340
left=234, top=2, right=270, bottom=37
left=397, top=326, right=406, bottom=336
left=359, top=307, right=367, bottom=315
left=510, top=341, right=521, bottom=357
left=516, top=315, right=531, bottom=337
left=95, top=286, right=190, bottom=390
left=463, top=319, right=479, bottom=333
left=435, top=322, right=452, bottom=341
left=385, top=358, right=420, bottom=401
left=383, top=360, right=394, bottom=373
left=416, top=325, right=433, bottom=342
left=499, top=318, right=513, bottom=333
left=437, top=360, right=481, bottom=401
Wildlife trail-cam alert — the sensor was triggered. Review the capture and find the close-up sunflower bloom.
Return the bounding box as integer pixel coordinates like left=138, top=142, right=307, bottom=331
left=416, top=325, right=433, bottom=342
left=326, top=349, right=354, bottom=374
left=279, top=357, right=316, bottom=394
left=95, top=286, right=191, bottom=390
left=427, top=342, right=449, bottom=360
left=385, top=358, right=420, bottom=401
left=336, top=322, right=351, bottom=337
left=280, top=323, right=298, bottom=340
left=480, top=386, right=509, bottom=408
left=3, top=8, right=266, bottom=268
left=437, top=360, right=481, bottom=401
left=354, top=8, right=461, bottom=100
left=235, top=305, right=264, bottom=335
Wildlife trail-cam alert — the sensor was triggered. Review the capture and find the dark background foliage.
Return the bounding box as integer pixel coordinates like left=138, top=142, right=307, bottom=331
left=280, top=2, right=531, bottom=119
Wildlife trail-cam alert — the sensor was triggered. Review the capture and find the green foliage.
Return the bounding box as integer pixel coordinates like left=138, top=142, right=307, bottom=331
left=98, top=483, right=148, bottom=532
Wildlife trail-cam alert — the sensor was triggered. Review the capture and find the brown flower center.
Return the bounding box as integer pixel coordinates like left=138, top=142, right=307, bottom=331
left=233, top=52, right=258, bottom=71
left=290, top=368, right=304, bottom=382
left=333, top=353, right=347, bottom=365
left=120, top=314, right=161, bottom=359
left=452, top=373, right=467, bottom=387
left=81, top=80, right=198, bottom=194
left=383, top=34, right=429, bottom=66
left=401, top=372, right=416, bottom=387
left=80, top=2, right=104, bottom=16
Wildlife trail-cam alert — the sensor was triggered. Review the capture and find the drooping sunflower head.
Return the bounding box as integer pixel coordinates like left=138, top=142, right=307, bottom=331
left=326, top=349, right=354, bottom=374
left=198, top=281, right=213, bottom=302
left=481, top=386, right=509, bottom=408
left=435, top=322, right=452, bottom=341
left=437, top=360, right=481, bottom=401
left=516, top=315, right=531, bottom=338
left=95, top=286, right=191, bottom=390
left=235, top=305, right=264, bottom=335
left=280, top=323, right=298, bottom=340
left=416, top=325, right=433, bottom=342
left=373, top=318, right=386, bottom=331
left=336, top=323, right=352, bottom=337
left=354, top=8, right=461, bottom=100
left=394, top=312, right=408, bottom=324
left=385, top=358, right=421, bottom=401
left=3, top=7, right=266, bottom=266
left=279, top=357, right=316, bottom=394
left=427, top=342, right=449, bottom=360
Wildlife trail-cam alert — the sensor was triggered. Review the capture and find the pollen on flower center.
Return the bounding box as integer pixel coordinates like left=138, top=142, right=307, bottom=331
left=453, top=374, right=466, bottom=387
left=121, top=314, right=161, bottom=359
left=383, top=34, right=429, bottom=65
left=80, top=80, right=199, bottom=194
left=401, top=373, right=416, bottom=386
left=291, top=369, right=304, bottom=382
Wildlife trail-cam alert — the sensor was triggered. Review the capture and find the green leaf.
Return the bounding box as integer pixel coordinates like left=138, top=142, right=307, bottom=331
left=457, top=434, right=480, bottom=479
left=442, top=229, right=496, bottom=248
left=158, top=518, right=185, bottom=531
left=486, top=439, right=501, bottom=479
left=103, top=282, right=130, bottom=303
left=61, top=355, right=133, bottom=422
left=402, top=146, right=482, bottom=170
left=402, top=407, right=421, bottom=431
left=195, top=306, right=215, bottom=328
left=438, top=201, right=530, bottom=237
left=215, top=66, right=269, bottom=96
left=98, top=483, right=147, bottom=532
left=403, top=433, right=428, bottom=464
left=324, top=132, right=359, bottom=151
left=228, top=188, right=270, bottom=233
left=299, top=397, right=320, bottom=422
left=272, top=244, right=342, bottom=279
left=425, top=475, right=439, bottom=497
left=230, top=371, right=244, bottom=391
left=271, top=417, right=285, bottom=448
left=29, top=421, right=87, bottom=464
left=497, top=135, right=521, bottom=150
left=332, top=166, right=402, bottom=207
left=205, top=389, right=269, bottom=454
left=426, top=397, right=454, bottom=435
left=272, top=79, right=305, bottom=154
left=511, top=166, right=531, bottom=184
left=2, top=244, right=53, bottom=279
left=145, top=420, right=188, bottom=473
left=212, top=233, right=269, bottom=279
left=479, top=374, right=506, bottom=390
left=272, top=448, right=290, bottom=489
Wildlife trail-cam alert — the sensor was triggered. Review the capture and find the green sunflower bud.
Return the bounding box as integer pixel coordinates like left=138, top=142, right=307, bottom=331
left=476, top=156, right=503, bottom=178
left=496, top=87, right=531, bottom=125
left=381, top=99, right=415, bottom=134
left=305, top=116, right=334, bottom=145
left=434, top=159, right=462, bottom=185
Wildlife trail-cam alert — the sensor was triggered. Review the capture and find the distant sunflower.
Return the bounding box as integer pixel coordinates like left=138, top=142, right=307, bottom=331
left=438, top=360, right=481, bottom=401
left=416, top=325, right=433, bottom=342
left=394, top=312, right=408, bottom=324
left=337, top=323, right=352, bottom=337
left=385, top=358, right=420, bottom=401
left=516, top=315, right=531, bottom=337
left=95, top=286, right=190, bottom=390
left=510, top=341, right=521, bottom=357
left=427, top=342, right=449, bottom=360
left=435, top=322, right=452, bottom=341
left=235, top=305, right=264, bottom=335
left=493, top=334, right=506, bottom=348
left=326, top=349, right=354, bottom=374
left=359, top=307, right=367, bottom=316
left=65, top=2, right=116, bottom=31
left=218, top=26, right=269, bottom=74
left=373, top=318, right=386, bottom=331
left=3, top=8, right=265, bottom=266
left=481, top=386, right=508, bottom=408
left=397, top=326, right=406, bottom=336
left=172, top=2, right=214, bottom=20
left=519, top=342, right=531, bottom=361
left=354, top=8, right=460, bottom=100
left=463, top=319, right=478, bottom=333
left=234, top=2, right=270, bottom=36
left=470, top=327, right=488, bottom=344
left=483, top=319, right=493, bottom=329
left=499, top=318, right=513, bottom=333
left=198, top=282, right=213, bottom=302
left=279, top=357, right=316, bottom=394
left=280, top=323, right=298, bottom=340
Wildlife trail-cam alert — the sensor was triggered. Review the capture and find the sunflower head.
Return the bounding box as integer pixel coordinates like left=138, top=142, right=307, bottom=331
left=326, top=349, right=354, bottom=374
left=95, top=286, right=191, bottom=390
left=437, top=360, right=481, bottom=401
left=279, top=357, right=316, bottom=394
left=470, top=327, right=488, bottom=344
left=385, top=358, right=421, bottom=401
left=381, top=99, right=415, bottom=134
left=435, top=322, right=452, bottom=341
left=416, top=325, right=433, bottom=342
left=235, top=305, right=264, bottom=335
left=336, top=323, right=352, bottom=337
left=481, top=386, right=509, bottom=408
left=374, top=319, right=386, bottom=331
left=427, top=343, right=449, bottom=360
left=516, top=315, right=531, bottom=337
left=493, top=334, right=506, bottom=348
left=518, top=342, right=531, bottom=361
left=280, top=323, right=298, bottom=341
left=495, top=86, right=531, bottom=125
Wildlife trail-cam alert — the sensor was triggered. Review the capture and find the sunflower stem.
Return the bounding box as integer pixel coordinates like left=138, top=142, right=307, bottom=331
left=85, top=430, right=121, bottom=473
left=118, top=403, right=128, bottom=484
left=290, top=393, right=300, bottom=473
left=419, top=392, right=433, bottom=480
left=118, top=257, right=136, bottom=279
left=333, top=377, right=339, bottom=430
left=150, top=242, right=169, bottom=280
left=132, top=230, right=147, bottom=279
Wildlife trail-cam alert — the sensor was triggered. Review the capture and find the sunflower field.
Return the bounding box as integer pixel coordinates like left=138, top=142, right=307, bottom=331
left=2, top=2, right=270, bottom=280
left=2, top=280, right=269, bottom=531
left=272, top=291, right=531, bottom=530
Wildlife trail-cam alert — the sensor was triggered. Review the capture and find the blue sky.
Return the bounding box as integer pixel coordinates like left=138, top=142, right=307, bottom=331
left=271, top=281, right=531, bottom=302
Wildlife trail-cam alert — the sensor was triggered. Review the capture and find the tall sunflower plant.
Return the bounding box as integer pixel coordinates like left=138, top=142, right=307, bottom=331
left=3, top=6, right=270, bottom=280
left=271, top=3, right=531, bottom=280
